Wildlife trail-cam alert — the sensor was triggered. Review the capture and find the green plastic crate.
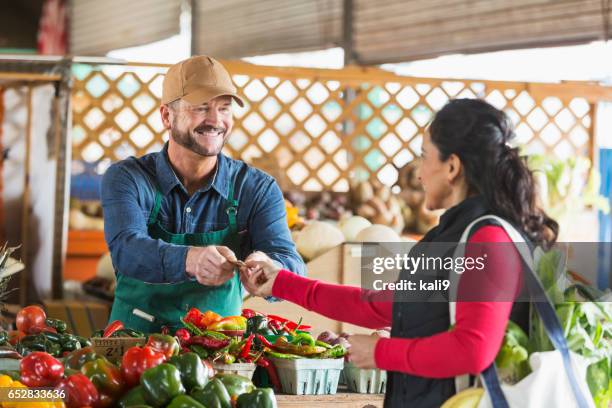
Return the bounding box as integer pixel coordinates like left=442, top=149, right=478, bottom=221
left=270, top=357, right=344, bottom=395
left=343, top=362, right=387, bottom=394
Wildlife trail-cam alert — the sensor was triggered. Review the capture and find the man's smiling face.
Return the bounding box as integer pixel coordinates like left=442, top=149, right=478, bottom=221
left=168, top=95, right=233, bottom=157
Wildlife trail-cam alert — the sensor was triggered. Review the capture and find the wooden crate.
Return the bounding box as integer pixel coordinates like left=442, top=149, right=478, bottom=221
left=277, top=392, right=384, bottom=407
left=65, top=230, right=107, bottom=282
left=44, top=299, right=110, bottom=337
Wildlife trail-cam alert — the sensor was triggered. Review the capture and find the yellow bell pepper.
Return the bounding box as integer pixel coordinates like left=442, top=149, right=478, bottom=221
left=0, top=375, right=65, bottom=408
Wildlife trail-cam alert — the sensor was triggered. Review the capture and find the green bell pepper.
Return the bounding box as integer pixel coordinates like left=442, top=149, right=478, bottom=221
left=0, top=331, right=8, bottom=345
left=81, top=357, right=124, bottom=405
left=216, top=374, right=255, bottom=399
left=64, top=347, right=99, bottom=371
left=237, top=388, right=278, bottom=408
left=119, top=385, right=147, bottom=408
left=141, top=363, right=185, bottom=407
left=167, top=395, right=206, bottom=408
left=169, top=352, right=209, bottom=391
left=190, top=378, right=231, bottom=408
left=146, top=333, right=180, bottom=359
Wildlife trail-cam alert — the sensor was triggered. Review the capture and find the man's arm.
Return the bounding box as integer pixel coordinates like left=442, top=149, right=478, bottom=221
left=101, top=163, right=188, bottom=283
left=247, top=178, right=306, bottom=276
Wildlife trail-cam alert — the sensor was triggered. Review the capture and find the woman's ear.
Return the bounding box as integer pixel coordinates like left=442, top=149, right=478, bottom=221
left=447, top=153, right=462, bottom=184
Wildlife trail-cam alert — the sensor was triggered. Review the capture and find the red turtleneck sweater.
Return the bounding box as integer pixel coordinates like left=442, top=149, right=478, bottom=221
left=271, top=225, right=521, bottom=377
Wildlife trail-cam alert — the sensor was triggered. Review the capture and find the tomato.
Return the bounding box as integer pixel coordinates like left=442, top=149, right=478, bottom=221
left=15, top=305, right=47, bottom=334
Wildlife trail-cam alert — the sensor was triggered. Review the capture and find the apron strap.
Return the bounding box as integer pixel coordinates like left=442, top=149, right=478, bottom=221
left=147, top=189, right=163, bottom=226
left=225, top=171, right=239, bottom=235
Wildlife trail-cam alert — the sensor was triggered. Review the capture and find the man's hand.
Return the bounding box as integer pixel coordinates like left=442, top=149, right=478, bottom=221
left=347, top=334, right=379, bottom=369
left=244, top=251, right=270, bottom=264
left=239, top=252, right=281, bottom=297
left=186, top=245, right=237, bottom=286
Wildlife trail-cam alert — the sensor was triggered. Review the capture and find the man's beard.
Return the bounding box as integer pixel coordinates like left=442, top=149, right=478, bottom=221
left=170, top=122, right=227, bottom=157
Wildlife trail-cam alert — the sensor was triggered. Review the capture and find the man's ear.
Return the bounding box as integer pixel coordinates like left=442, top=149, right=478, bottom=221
left=160, top=104, right=172, bottom=130
left=447, top=153, right=462, bottom=183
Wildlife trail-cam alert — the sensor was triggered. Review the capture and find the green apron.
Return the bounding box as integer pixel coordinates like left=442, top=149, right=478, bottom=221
left=109, top=176, right=243, bottom=333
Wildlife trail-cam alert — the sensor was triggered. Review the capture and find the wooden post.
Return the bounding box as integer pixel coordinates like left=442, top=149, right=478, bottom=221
left=20, top=86, right=33, bottom=305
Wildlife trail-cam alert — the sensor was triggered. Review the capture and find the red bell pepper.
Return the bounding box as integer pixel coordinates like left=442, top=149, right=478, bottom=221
left=81, top=358, right=124, bottom=407
left=55, top=373, right=99, bottom=408
left=121, top=345, right=167, bottom=387
left=184, top=308, right=223, bottom=330
left=102, top=320, right=124, bottom=337
left=20, top=351, right=64, bottom=387
left=146, top=333, right=180, bottom=359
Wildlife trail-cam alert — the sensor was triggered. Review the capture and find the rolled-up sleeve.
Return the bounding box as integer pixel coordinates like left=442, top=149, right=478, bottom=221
left=248, top=178, right=306, bottom=276
left=101, top=163, right=189, bottom=283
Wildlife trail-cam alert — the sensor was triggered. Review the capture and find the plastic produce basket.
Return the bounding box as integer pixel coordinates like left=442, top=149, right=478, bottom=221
left=270, top=357, right=344, bottom=395
left=212, top=362, right=257, bottom=380
left=343, top=362, right=387, bottom=394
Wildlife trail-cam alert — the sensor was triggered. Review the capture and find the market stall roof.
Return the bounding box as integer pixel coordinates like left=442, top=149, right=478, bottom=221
left=68, top=0, right=609, bottom=63
left=194, top=0, right=609, bottom=63
left=70, top=0, right=181, bottom=56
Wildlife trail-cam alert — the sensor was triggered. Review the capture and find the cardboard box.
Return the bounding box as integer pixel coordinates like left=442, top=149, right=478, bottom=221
left=91, top=337, right=145, bottom=362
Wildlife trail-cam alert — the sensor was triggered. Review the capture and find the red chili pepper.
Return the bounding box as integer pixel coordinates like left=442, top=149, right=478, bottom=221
left=241, top=309, right=261, bottom=319
left=174, top=328, right=191, bottom=345
left=188, top=335, right=229, bottom=350
left=160, top=325, right=170, bottom=335
left=256, top=334, right=274, bottom=348
left=55, top=373, right=99, bottom=408
left=267, top=315, right=311, bottom=331
left=257, top=357, right=281, bottom=392
left=102, top=320, right=124, bottom=338
left=240, top=334, right=255, bottom=359
left=20, top=352, right=64, bottom=387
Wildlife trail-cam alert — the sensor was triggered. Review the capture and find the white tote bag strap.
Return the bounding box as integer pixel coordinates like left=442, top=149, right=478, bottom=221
left=451, top=215, right=533, bottom=392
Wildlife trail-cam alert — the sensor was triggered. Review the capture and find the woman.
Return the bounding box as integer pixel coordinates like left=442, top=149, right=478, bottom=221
left=240, top=99, right=558, bottom=407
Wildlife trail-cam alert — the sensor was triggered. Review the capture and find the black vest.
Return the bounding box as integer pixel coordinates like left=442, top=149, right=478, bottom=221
left=384, top=196, right=529, bottom=407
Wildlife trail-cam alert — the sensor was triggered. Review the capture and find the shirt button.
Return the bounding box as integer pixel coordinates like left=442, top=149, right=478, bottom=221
left=185, top=207, right=192, bottom=213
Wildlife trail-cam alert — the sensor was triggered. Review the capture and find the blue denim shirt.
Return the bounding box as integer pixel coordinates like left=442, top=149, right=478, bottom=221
left=101, top=145, right=305, bottom=283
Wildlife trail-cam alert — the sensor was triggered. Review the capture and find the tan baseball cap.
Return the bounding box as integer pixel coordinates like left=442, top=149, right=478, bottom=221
left=161, top=55, right=244, bottom=107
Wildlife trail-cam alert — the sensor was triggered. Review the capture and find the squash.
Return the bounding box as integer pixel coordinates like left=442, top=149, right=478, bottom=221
left=355, top=224, right=401, bottom=242
left=338, top=216, right=371, bottom=241
left=295, top=221, right=345, bottom=260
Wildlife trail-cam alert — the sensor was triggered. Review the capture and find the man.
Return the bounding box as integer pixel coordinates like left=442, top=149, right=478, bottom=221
left=101, top=55, right=305, bottom=332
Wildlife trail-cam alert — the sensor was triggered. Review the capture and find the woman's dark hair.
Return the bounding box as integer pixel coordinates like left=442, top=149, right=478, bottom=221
left=429, top=98, right=558, bottom=247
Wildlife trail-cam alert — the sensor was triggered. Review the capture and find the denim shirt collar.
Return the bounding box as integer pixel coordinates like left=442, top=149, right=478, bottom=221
left=154, top=144, right=230, bottom=199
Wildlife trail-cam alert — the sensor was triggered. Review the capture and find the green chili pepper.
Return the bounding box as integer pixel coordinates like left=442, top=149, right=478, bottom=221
left=318, top=344, right=346, bottom=359
left=45, top=318, right=68, bottom=333
left=76, top=336, right=92, bottom=347
left=264, top=350, right=299, bottom=359
left=188, top=344, right=209, bottom=360
left=290, top=332, right=315, bottom=347
left=0, top=331, right=9, bottom=345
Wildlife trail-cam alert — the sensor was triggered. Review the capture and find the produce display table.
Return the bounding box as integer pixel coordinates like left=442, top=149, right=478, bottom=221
left=277, top=392, right=384, bottom=407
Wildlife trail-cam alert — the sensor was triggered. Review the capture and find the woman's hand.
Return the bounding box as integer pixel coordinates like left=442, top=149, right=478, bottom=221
left=239, top=253, right=282, bottom=297
left=347, top=334, right=379, bottom=369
